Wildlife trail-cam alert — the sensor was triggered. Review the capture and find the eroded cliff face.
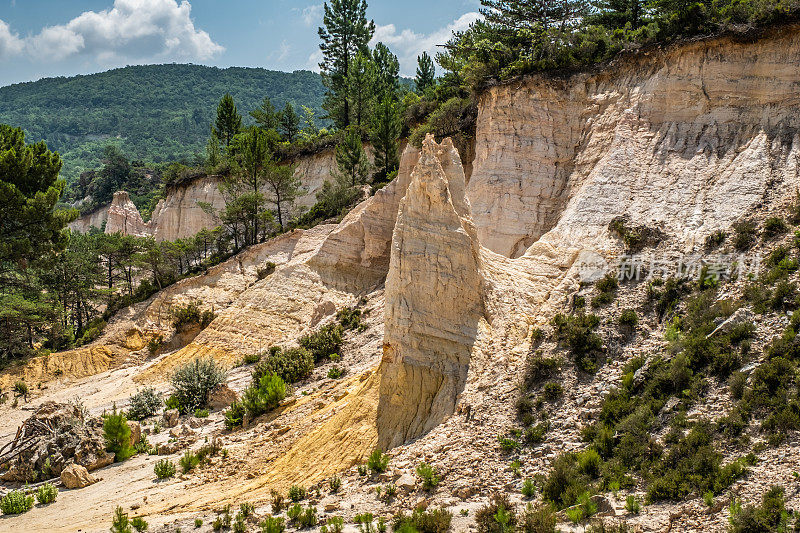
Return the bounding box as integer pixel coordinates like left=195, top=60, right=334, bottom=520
left=149, top=176, right=225, bottom=241
left=105, top=191, right=149, bottom=237
left=469, top=26, right=800, bottom=258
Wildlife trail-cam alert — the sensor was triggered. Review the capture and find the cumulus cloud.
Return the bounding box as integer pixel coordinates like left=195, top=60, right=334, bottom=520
left=0, top=0, right=223, bottom=64
left=300, top=4, right=323, bottom=27
left=0, top=20, right=24, bottom=60
left=371, top=12, right=481, bottom=76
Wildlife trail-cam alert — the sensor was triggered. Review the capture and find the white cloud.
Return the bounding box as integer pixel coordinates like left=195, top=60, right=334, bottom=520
left=371, top=12, right=481, bottom=76
left=0, top=0, right=223, bottom=64
left=300, top=4, right=323, bottom=27
left=269, top=40, right=291, bottom=63
left=0, top=20, right=23, bottom=60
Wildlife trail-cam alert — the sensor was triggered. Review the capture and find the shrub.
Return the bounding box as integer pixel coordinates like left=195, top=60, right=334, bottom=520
left=104, top=410, right=135, bottom=461
left=260, top=515, right=286, bottom=533
left=170, top=357, right=226, bottom=413
left=763, top=217, right=788, bottom=240
left=257, top=261, right=276, bottom=279
left=393, top=508, right=453, bottom=533
left=729, top=486, right=788, bottom=533
left=241, top=353, right=260, bottom=365
left=618, top=309, right=638, bottom=330
left=172, top=302, right=215, bottom=332
left=194, top=408, right=209, bottom=418
left=110, top=506, right=131, bottom=533
left=337, top=307, right=364, bottom=330
left=475, top=493, right=517, bottom=533
left=252, top=347, right=313, bottom=384
left=521, top=478, right=536, bottom=498
left=523, top=355, right=562, bottom=388
left=329, top=475, right=342, bottom=492
left=0, top=490, right=34, bottom=514
left=271, top=489, right=284, bottom=514
left=154, top=459, right=176, bottom=479
left=704, top=230, right=726, bottom=251
left=298, top=323, right=343, bottom=361
left=542, top=382, right=564, bottom=402
left=35, top=482, right=58, bottom=504
left=180, top=450, right=200, bottom=473
left=13, top=380, right=28, bottom=398
left=224, top=400, right=246, bottom=429
left=624, top=495, right=640, bottom=514
left=591, top=274, right=619, bottom=308
left=518, top=503, right=557, bottom=533
left=551, top=313, right=603, bottom=373
left=131, top=517, right=148, bottom=532
left=367, top=448, right=390, bottom=473
left=542, top=452, right=593, bottom=509
left=288, top=485, right=305, bottom=502
left=327, top=366, right=344, bottom=379
left=733, top=220, right=758, bottom=251
left=729, top=372, right=747, bottom=400
left=127, top=387, right=162, bottom=420
left=324, top=516, right=344, bottom=533
left=416, top=461, right=440, bottom=491
left=524, top=422, right=549, bottom=444
left=242, top=373, right=286, bottom=418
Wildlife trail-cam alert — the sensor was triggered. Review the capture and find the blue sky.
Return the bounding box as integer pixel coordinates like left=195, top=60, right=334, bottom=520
left=0, top=0, right=481, bottom=87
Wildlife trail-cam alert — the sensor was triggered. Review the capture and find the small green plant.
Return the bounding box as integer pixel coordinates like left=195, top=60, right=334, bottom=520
left=104, top=408, right=135, bottom=461
left=329, top=475, right=342, bottom=493
left=383, top=483, right=397, bottom=499
left=416, top=461, right=440, bottom=491
left=260, top=515, right=286, bottom=533
left=497, top=433, right=520, bottom=451
left=180, top=450, right=200, bottom=473
left=35, top=482, right=58, bottom=504
left=127, top=387, right=162, bottom=420
left=224, top=400, right=246, bottom=429
left=170, top=357, right=226, bottom=413
left=551, top=312, right=603, bottom=373
left=13, top=380, right=28, bottom=398
left=239, top=502, right=254, bottom=518
left=232, top=512, right=246, bottom=533
left=618, top=309, right=638, bottom=330
left=298, top=323, right=344, bottom=361
left=131, top=516, right=148, bottom=532
left=194, top=408, right=209, bottom=418
left=475, top=493, right=516, bottom=532
left=733, top=220, right=758, bottom=251
left=270, top=489, right=284, bottom=514
left=521, top=478, right=536, bottom=498
left=0, top=489, right=34, bottom=515
left=367, top=448, right=390, bottom=473
left=252, top=346, right=314, bottom=384
left=242, top=372, right=286, bottom=418
left=542, top=382, right=564, bottom=402
left=625, top=495, right=640, bottom=514
left=509, top=459, right=522, bottom=477
left=327, top=366, right=344, bottom=379
left=172, top=302, right=215, bottom=332
left=288, top=484, right=306, bottom=502
left=354, top=513, right=375, bottom=533
left=324, top=516, right=344, bottom=533
left=194, top=518, right=203, bottom=528
left=257, top=261, right=277, bottom=279
left=763, top=216, right=788, bottom=240
left=110, top=506, right=132, bottom=533
left=703, top=490, right=714, bottom=507
left=357, top=464, right=368, bottom=476
left=154, top=459, right=176, bottom=479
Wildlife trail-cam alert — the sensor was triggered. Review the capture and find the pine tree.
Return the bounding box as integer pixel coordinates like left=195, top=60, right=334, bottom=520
left=264, top=161, right=300, bottom=229
left=213, top=93, right=242, bottom=148
left=371, top=97, right=400, bottom=184
left=372, top=42, right=400, bottom=102
left=334, top=127, right=370, bottom=187
left=590, top=0, right=645, bottom=29
left=346, top=52, right=377, bottom=129
left=318, top=0, right=375, bottom=129
left=250, top=96, right=280, bottom=131
left=415, top=52, right=436, bottom=94
left=280, top=103, right=300, bottom=143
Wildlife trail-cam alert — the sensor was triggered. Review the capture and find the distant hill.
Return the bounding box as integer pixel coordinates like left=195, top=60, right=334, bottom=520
left=0, top=64, right=327, bottom=182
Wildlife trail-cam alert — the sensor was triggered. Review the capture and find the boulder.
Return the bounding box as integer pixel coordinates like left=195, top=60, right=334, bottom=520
left=169, top=424, right=195, bottom=439
left=127, top=421, right=141, bottom=448
left=207, top=384, right=238, bottom=410
left=162, top=409, right=179, bottom=428
left=60, top=463, right=97, bottom=489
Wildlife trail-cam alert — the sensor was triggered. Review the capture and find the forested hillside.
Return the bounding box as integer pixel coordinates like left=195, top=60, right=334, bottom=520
left=0, top=64, right=326, bottom=182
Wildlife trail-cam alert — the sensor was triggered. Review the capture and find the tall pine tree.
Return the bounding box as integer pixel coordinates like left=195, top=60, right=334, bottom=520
left=214, top=93, right=242, bottom=148
left=318, top=0, right=375, bottom=130
left=415, top=52, right=436, bottom=94
left=372, top=42, right=400, bottom=102
left=371, top=97, right=400, bottom=184
left=346, top=52, right=377, bottom=129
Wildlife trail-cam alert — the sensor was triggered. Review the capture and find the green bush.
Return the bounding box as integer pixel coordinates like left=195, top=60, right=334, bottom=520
left=257, top=261, right=276, bottom=279
left=416, top=461, right=440, bottom=491
left=35, top=482, right=58, bottom=504
left=324, top=516, right=344, bottom=533
left=624, top=495, right=640, bottom=514
left=733, top=220, right=758, bottom=251
left=224, top=400, right=246, bottom=429
left=0, top=490, right=34, bottom=514
left=393, top=508, right=452, bottom=533
left=543, top=382, right=564, bottom=402
left=542, top=452, right=594, bottom=509
left=551, top=313, right=603, bottom=373
left=763, top=217, right=788, bottom=240
left=260, top=515, right=286, bottom=533
left=170, top=357, right=226, bottom=413
left=194, top=408, right=209, bottom=417
left=127, top=387, right=162, bottom=420
left=618, top=309, right=638, bottom=330
left=591, top=274, right=619, bottom=308
left=242, top=373, right=287, bottom=418
left=104, top=410, right=135, bottom=461
left=729, top=486, right=789, bottom=533
left=329, top=475, right=342, bottom=493
left=172, top=302, right=215, bottom=332
left=521, top=478, right=536, bottom=498
left=337, top=307, right=364, bottom=330
left=367, top=448, right=390, bottom=473
left=518, top=502, right=557, bottom=533
left=252, top=346, right=313, bottom=384
left=131, top=516, right=148, bottom=532
left=327, top=366, right=344, bottom=379
left=154, top=459, right=176, bottom=479
left=180, top=450, right=200, bottom=473
left=288, top=485, right=306, bottom=502
left=704, top=230, right=726, bottom=251
left=523, top=355, right=562, bottom=388
left=110, top=506, right=131, bottom=533
left=475, top=493, right=517, bottom=533
left=298, top=323, right=343, bottom=361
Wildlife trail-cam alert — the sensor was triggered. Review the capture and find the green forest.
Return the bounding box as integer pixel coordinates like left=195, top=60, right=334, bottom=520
left=0, top=64, right=327, bottom=183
